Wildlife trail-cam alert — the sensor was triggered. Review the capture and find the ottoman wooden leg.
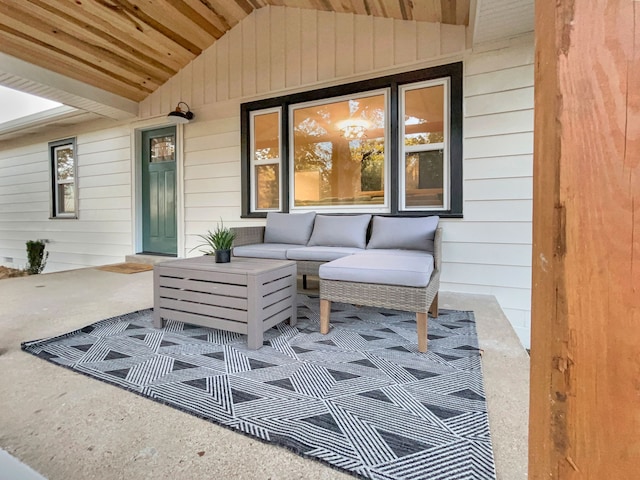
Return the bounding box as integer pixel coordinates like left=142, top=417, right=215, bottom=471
left=153, top=308, right=164, bottom=329
left=320, top=299, right=331, bottom=334
left=417, top=312, right=428, bottom=352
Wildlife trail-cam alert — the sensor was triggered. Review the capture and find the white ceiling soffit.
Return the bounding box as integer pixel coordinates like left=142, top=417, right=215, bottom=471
left=0, top=52, right=138, bottom=121
left=0, top=106, right=102, bottom=143
left=472, top=0, right=534, bottom=45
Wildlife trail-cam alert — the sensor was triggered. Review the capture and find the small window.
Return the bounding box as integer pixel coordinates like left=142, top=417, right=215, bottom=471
left=250, top=108, right=281, bottom=211
left=400, top=80, right=449, bottom=211
left=49, top=138, right=77, bottom=218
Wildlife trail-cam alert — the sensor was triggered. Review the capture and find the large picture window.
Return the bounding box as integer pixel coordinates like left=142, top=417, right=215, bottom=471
left=49, top=137, right=77, bottom=218
left=241, top=63, right=462, bottom=217
left=291, top=90, right=388, bottom=212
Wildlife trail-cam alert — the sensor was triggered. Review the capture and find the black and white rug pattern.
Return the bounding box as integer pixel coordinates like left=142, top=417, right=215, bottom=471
left=22, top=295, right=496, bottom=480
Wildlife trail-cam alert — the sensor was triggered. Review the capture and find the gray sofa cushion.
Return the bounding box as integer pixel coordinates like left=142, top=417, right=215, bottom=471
left=366, top=216, right=439, bottom=252
left=233, top=243, right=304, bottom=260
left=264, top=212, right=316, bottom=245
left=308, top=214, right=372, bottom=248
left=319, top=253, right=434, bottom=287
left=286, top=246, right=363, bottom=262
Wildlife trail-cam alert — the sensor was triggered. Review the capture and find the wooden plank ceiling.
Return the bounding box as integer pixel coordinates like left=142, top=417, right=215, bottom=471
left=0, top=0, right=469, bottom=103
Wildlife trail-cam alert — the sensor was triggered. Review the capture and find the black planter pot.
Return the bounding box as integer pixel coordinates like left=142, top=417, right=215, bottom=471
left=214, top=249, right=231, bottom=263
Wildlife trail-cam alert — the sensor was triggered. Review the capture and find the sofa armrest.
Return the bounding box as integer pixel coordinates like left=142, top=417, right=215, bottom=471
left=231, top=226, right=265, bottom=247
left=433, top=226, right=442, bottom=272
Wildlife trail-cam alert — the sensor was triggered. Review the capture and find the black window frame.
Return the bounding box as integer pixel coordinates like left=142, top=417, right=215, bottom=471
left=240, top=62, right=463, bottom=218
left=49, top=137, right=78, bottom=219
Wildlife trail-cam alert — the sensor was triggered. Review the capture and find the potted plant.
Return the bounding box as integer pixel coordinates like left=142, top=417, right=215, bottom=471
left=191, top=220, right=236, bottom=263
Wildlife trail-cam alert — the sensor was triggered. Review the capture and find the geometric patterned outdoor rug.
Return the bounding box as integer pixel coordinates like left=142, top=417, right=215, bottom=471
left=21, top=294, right=496, bottom=480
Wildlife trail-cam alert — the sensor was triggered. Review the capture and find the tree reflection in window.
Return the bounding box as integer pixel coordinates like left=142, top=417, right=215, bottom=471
left=252, top=110, right=281, bottom=210
left=54, top=144, right=75, bottom=215
left=292, top=92, right=386, bottom=207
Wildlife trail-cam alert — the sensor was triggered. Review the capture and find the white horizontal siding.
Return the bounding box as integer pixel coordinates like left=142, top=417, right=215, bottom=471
left=0, top=126, right=133, bottom=272
left=464, top=178, right=532, bottom=201
left=464, top=110, right=534, bottom=138
left=185, top=177, right=242, bottom=194
left=466, top=88, right=534, bottom=117
left=462, top=200, right=532, bottom=222
left=449, top=40, right=535, bottom=347
left=444, top=242, right=532, bottom=267
left=442, top=221, right=532, bottom=244
left=465, top=155, right=532, bottom=179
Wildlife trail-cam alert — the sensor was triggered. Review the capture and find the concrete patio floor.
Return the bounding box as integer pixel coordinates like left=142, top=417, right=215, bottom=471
left=0, top=267, right=529, bottom=480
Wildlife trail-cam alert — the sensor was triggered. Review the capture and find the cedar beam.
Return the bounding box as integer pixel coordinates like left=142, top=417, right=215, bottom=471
left=529, top=1, right=640, bottom=478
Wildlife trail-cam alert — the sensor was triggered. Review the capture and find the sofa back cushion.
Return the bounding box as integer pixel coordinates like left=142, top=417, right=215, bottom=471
left=308, top=214, right=371, bottom=248
left=264, top=212, right=316, bottom=245
left=366, top=215, right=439, bottom=252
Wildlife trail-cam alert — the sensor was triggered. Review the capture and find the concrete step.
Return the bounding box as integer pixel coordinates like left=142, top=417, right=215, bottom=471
left=125, top=254, right=176, bottom=265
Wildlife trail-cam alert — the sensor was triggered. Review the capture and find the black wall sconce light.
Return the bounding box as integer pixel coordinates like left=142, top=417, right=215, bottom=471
left=167, top=101, right=194, bottom=124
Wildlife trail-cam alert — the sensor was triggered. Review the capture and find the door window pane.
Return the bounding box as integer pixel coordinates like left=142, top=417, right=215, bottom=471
left=405, top=150, right=444, bottom=208
left=292, top=92, right=386, bottom=208
left=150, top=136, right=175, bottom=162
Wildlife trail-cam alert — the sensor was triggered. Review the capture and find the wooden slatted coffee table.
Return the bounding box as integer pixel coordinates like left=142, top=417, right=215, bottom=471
left=153, top=256, right=297, bottom=349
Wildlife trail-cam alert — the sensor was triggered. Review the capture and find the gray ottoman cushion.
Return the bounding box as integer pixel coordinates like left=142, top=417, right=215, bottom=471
left=367, top=215, right=439, bottom=252
left=264, top=212, right=316, bottom=245
left=286, top=246, right=363, bottom=262
left=361, top=248, right=432, bottom=258
left=233, top=243, right=303, bottom=260
left=319, top=253, right=434, bottom=287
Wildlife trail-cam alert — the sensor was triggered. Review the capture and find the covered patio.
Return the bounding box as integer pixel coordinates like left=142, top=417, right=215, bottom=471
left=0, top=0, right=638, bottom=478
left=0, top=267, right=529, bottom=479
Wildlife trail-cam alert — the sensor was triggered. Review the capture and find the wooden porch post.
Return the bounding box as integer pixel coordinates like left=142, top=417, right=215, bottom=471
left=530, top=1, right=640, bottom=478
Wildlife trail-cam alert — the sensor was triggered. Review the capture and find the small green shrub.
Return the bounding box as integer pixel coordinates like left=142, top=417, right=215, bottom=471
left=25, top=240, right=49, bottom=275
left=191, top=220, right=236, bottom=255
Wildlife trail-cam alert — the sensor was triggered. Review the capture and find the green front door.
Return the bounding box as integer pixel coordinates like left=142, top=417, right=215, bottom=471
left=142, top=127, right=177, bottom=255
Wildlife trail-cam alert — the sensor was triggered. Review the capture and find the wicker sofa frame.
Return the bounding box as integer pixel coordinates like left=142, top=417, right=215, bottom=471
left=231, top=224, right=441, bottom=353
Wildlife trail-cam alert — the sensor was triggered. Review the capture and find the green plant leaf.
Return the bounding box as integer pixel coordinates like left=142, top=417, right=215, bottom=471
left=189, top=219, right=236, bottom=254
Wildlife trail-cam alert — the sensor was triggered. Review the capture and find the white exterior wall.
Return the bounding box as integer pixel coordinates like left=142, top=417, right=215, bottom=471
left=0, top=126, right=133, bottom=271
left=0, top=7, right=533, bottom=346
left=454, top=41, right=534, bottom=346
left=139, top=6, right=468, bottom=252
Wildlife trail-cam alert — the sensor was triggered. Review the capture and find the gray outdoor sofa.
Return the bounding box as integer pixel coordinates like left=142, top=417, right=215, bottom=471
left=231, top=212, right=441, bottom=352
